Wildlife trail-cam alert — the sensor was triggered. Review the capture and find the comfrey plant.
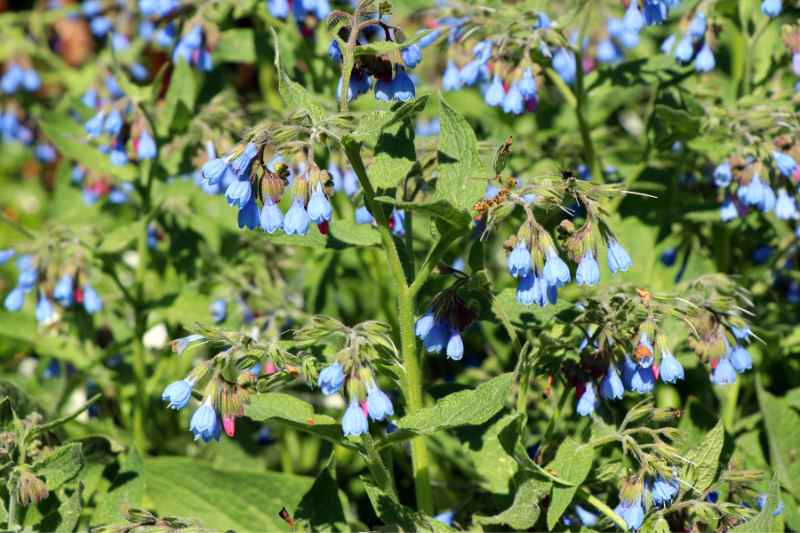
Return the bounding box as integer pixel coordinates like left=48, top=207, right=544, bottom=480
left=1, top=0, right=797, bottom=531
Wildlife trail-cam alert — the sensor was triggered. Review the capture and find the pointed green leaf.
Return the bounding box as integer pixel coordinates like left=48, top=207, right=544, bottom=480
left=270, top=27, right=327, bottom=124
left=363, top=481, right=453, bottom=532
left=681, top=419, right=725, bottom=495
left=546, top=438, right=594, bottom=530
left=757, top=385, right=800, bottom=497
left=245, top=392, right=345, bottom=445
left=474, top=475, right=550, bottom=530
left=33, top=443, right=84, bottom=491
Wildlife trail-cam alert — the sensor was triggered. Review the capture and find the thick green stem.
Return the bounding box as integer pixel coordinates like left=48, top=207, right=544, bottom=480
left=574, top=49, right=601, bottom=182
left=342, top=139, right=433, bottom=514
left=7, top=479, right=17, bottom=529
left=517, top=366, right=530, bottom=416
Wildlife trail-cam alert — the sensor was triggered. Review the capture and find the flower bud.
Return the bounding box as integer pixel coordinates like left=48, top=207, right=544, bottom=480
left=17, top=471, right=49, bottom=506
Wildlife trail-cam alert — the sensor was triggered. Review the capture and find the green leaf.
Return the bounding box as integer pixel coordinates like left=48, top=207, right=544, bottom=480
left=245, top=392, right=345, bottom=445
left=474, top=475, right=550, bottom=530
left=92, top=447, right=144, bottom=526
left=270, top=27, right=327, bottom=124
left=396, top=373, right=513, bottom=435
left=681, top=419, right=725, bottom=495
left=32, top=443, right=84, bottom=491
left=159, top=58, right=196, bottom=135
left=374, top=197, right=471, bottom=229
left=368, top=121, right=416, bottom=189
left=44, top=483, right=83, bottom=533
left=454, top=413, right=520, bottom=494
left=213, top=28, right=256, bottom=63
left=434, top=93, right=488, bottom=212
left=731, top=477, right=783, bottom=533
left=363, top=481, right=453, bottom=532
left=757, top=385, right=800, bottom=498
left=0, top=380, right=39, bottom=427
left=143, top=457, right=314, bottom=532
left=295, top=463, right=350, bottom=531
left=348, top=96, right=428, bottom=143
left=38, top=111, right=137, bottom=182
left=96, top=221, right=139, bottom=254
left=545, top=437, right=594, bottom=530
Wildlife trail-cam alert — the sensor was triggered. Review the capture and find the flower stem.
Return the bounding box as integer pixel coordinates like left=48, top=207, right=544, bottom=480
left=573, top=49, right=601, bottom=182
left=578, top=487, right=628, bottom=531
left=7, top=477, right=18, bottom=529
left=342, top=139, right=433, bottom=514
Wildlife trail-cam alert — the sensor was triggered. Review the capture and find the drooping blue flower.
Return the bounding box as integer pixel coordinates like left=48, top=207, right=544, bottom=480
left=614, top=495, right=645, bottom=531
left=761, top=0, right=782, bottom=17
left=209, top=299, right=227, bottom=323
left=674, top=34, right=694, bottom=63
left=390, top=209, right=405, bottom=237
left=597, top=39, right=622, bottom=64
left=600, top=364, right=624, bottom=400
left=732, top=326, right=752, bottom=341
left=729, top=345, right=752, bottom=373
left=446, top=328, right=464, bottom=361
left=1, top=64, right=23, bottom=94
left=260, top=198, right=283, bottom=233
left=137, top=131, right=157, bottom=160
left=415, top=311, right=436, bottom=339
left=630, top=365, right=655, bottom=393
left=307, top=184, right=332, bottom=224
left=442, top=61, right=462, bottom=91
left=543, top=249, right=571, bottom=287
left=720, top=197, right=739, bottom=221
left=238, top=199, right=260, bottom=230
left=355, top=206, right=375, bottom=225
left=576, top=381, right=597, bottom=416
left=507, top=242, right=532, bottom=278
left=4, top=287, right=25, bottom=312
left=162, top=379, right=194, bottom=410
left=688, top=12, right=707, bottom=41
left=402, top=44, right=423, bottom=69
left=607, top=240, right=632, bottom=273
left=713, top=162, right=732, bottom=187
left=576, top=251, right=600, bottom=286
left=574, top=505, right=598, bottom=527
left=502, top=83, right=524, bottom=115
left=35, top=292, right=55, bottom=323
left=651, top=475, right=680, bottom=507
left=433, top=511, right=454, bottom=526
left=318, top=362, right=345, bottom=395
left=343, top=169, right=360, bottom=197
left=172, top=334, right=205, bottom=355
left=552, top=48, right=576, bottom=85
left=267, top=0, right=290, bottom=18
left=375, top=70, right=416, bottom=102
left=104, top=109, right=123, bottom=136
left=644, top=0, right=669, bottom=25
left=695, top=44, right=715, bottom=73
left=773, top=151, right=797, bottom=177
left=422, top=321, right=449, bottom=353
left=83, top=285, right=102, bottom=314
left=54, top=274, right=74, bottom=306
left=328, top=40, right=342, bottom=64
left=659, top=350, right=685, bottom=383
left=366, top=383, right=394, bottom=421
left=231, top=142, right=258, bottom=177
left=775, top=189, right=798, bottom=220
left=623, top=1, right=645, bottom=33
left=82, top=0, right=102, bottom=16
left=284, top=197, right=311, bottom=235
left=202, top=157, right=229, bottom=185
left=485, top=75, right=505, bottom=107
left=342, top=398, right=369, bottom=436
left=711, top=357, right=737, bottom=385
left=458, top=59, right=484, bottom=87
left=22, top=68, right=40, bottom=92
left=190, top=401, right=221, bottom=442
left=516, top=272, right=554, bottom=307
left=225, top=179, right=252, bottom=208
left=110, top=147, right=128, bottom=166
left=518, top=68, right=537, bottom=99
left=85, top=112, right=105, bottom=138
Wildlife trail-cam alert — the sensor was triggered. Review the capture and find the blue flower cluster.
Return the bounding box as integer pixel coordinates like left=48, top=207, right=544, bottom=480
left=2, top=250, right=103, bottom=322
left=415, top=310, right=465, bottom=361
left=317, top=361, right=395, bottom=437
left=612, top=473, right=680, bottom=531
left=709, top=327, right=753, bottom=385
left=714, top=151, right=798, bottom=222
left=201, top=142, right=335, bottom=235
left=1, top=62, right=41, bottom=94
left=661, top=10, right=715, bottom=73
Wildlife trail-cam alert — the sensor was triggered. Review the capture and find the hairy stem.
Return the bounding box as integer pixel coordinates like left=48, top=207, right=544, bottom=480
left=573, top=49, right=601, bottom=182
left=342, top=139, right=433, bottom=514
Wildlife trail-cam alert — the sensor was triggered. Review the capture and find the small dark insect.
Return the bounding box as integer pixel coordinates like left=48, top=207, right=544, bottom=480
left=560, top=167, right=577, bottom=180
left=279, top=507, right=295, bottom=528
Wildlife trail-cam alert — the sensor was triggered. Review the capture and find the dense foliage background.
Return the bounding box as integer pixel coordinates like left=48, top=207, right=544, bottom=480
left=1, top=0, right=800, bottom=531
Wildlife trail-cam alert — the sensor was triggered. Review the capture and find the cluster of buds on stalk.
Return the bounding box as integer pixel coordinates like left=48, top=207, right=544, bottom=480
left=301, top=317, right=398, bottom=436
